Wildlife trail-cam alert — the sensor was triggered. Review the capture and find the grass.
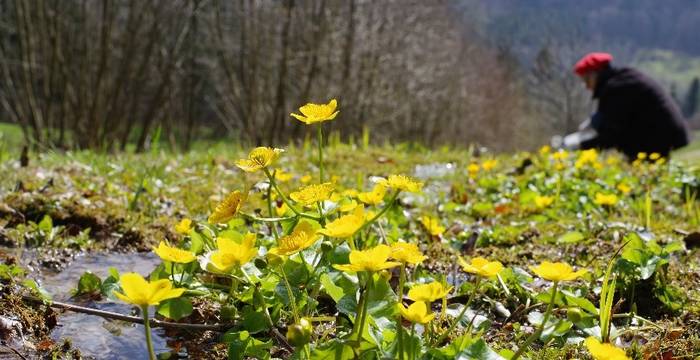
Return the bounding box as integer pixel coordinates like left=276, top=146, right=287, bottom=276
left=1, top=131, right=700, bottom=358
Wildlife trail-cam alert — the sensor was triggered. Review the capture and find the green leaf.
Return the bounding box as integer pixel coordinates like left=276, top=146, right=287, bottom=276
left=320, top=273, right=345, bottom=302
left=557, top=231, right=584, bottom=244
left=38, top=214, right=53, bottom=234
left=157, top=298, right=193, bottom=321
left=23, top=279, right=51, bottom=301
left=239, top=307, right=270, bottom=334
left=73, top=271, right=102, bottom=296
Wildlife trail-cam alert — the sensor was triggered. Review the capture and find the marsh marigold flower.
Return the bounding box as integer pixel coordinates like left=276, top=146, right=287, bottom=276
left=407, top=282, right=452, bottom=303
left=114, top=273, right=185, bottom=306
left=575, top=149, right=598, bottom=168
left=333, top=244, right=400, bottom=273
left=153, top=241, right=196, bottom=263
left=594, top=193, right=618, bottom=206
left=617, top=183, right=631, bottom=195
left=467, top=163, right=480, bottom=177
left=539, top=145, right=551, bottom=155
left=398, top=301, right=435, bottom=324
left=390, top=241, right=426, bottom=265
left=530, top=261, right=587, bottom=282
left=174, top=218, right=193, bottom=235
left=290, top=99, right=339, bottom=125
left=209, top=233, right=258, bottom=272
left=275, top=169, right=294, bottom=182
left=420, top=215, right=445, bottom=236
left=318, top=206, right=365, bottom=238
left=649, top=152, right=661, bottom=161
left=208, top=190, right=245, bottom=224
left=235, top=147, right=284, bottom=173
left=338, top=199, right=359, bottom=213
left=551, top=150, right=569, bottom=161
left=290, top=183, right=334, bottom=206
left=534, top=195, right=554, bottom=209
left=378, top=174, right=423, bottom=193
left=269, top=221, right=320, bottom=256
left=358, top=185, right=387, bottom=206
left=481, top=159, right=498, bottom=171
left=585, top=337, right=631, bottom=360
left=459, top=257, right=503, bottom=278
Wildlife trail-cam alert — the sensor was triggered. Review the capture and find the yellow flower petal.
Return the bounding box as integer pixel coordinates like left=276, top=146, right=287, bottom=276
left=585, top=337, right=631, bottom=360
left=208, top=190, right=245, bottom=224
left=235, top=147, right=284, bottom=173
left=290, top=99, right=340, bottom=124
left=529, top=261, right=587, bottom=282
left=153, top=241, right=196, bottom=263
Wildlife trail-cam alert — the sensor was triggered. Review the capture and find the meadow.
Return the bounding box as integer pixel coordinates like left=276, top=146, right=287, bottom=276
left=1, top=101, right=700, bottom=359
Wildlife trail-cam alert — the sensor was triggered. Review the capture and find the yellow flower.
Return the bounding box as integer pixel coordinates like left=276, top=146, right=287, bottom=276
left=655, top=157, right=666, bottom=165
left=235, top=147, right=284, bottom=173
left=539, top=145, right=551, bottom=155
left=300, top=174, right=313, bottom=184
left=275, top=169, right=294, bottom=182
left=584, top=337, right=631, bottom=360
left=467, top=163, right=480, bottom=176
left=290, top=99, right=339, bottom=124
left=617, top=183, right=631, bottom=195
left=275, top=202, right=290, bottom=217
left=390, top=241, right=426, bottom=265
left=407, top=282, right=452, bottom=302
left=606, top=156, right=620, bottom=166
left=649, top=152, right=661, bottom=160
left=594, top=193, right=618, bottom=206
left=534, top=195, right=554, bottom=209
left=637, top=152, right=647, bottom=160
left=333, top=244, right=400, bottom=273
left=318, top=206, right=365, bottom=238
left=153, top=241, right=196, bottom=264
left=174, top=218, right=193, bottom=235
left=377, top=174, right=423, bottom=193
left=113, top=273, right=185, bottom=306
left=575, top=149, right=598, bottom=168
left=208, top=190, right=245, bottom=224
left=209, top=233, right=258, bottom=272
left=398, top=301, right=435, bottom=324
left=290, top=183, right=334, bottom=206
left=342, top=189, right=359, bottom=198
left=529, top=261, right=587, bottom=282
left=338, top=199, right=359, bottom=213
left=420, top=215, right=445, bottom=236
left=551, top=150, right=569, bottom=161
left=268, top=221, right=320, bottom=256
left=358, top=185, right=387, bottom=205
left=458, top=257, right=504, bottom=278
left=481, top=159, right=498, bottom=171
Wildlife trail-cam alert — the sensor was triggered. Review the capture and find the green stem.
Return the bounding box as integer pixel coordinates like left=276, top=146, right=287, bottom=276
left=264, top=168, right=320, bottom=222
left=359, top=190, right=400, bottom=233
left=409, top=324, right=416, bottom=360
left=170, top=262, right=176, bottom=285
left=511, top=281, right=559, bottom=360
left=141, top=306, right=156, bottom=360
left=355, top=274, right=373, bottom=344
left=397, top=264, right=407, bottom=360
left=266, top=179, right=280, bottom=239
left=436, top=277, right=481, bottom=344
left=318, top=124, right=324, bottom=183
left=280, top=266, right=300, bottom=323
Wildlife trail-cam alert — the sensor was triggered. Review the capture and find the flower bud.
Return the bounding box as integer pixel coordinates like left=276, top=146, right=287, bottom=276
left=254, top=257, right=268, bottom=270
left=320, top=241, right=333, bottom=253
left=566, top=307, right=583, bottom=323
left=286, top=318, right=313, bottom=347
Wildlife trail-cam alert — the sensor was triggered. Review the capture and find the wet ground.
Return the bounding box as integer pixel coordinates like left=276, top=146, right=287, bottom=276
left=8, top=248, right=174, bottom=360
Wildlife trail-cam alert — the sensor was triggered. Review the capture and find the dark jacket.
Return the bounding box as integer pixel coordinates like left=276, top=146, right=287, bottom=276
left=581, top=66, right=689, bottom=159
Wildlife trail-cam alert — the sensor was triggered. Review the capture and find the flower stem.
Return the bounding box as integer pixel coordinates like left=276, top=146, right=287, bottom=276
left=355, top=273, right=373, bottom=345
left=266, top=178, right=280, bottom=239
left=141, top=306, right=156, bottom=360
left=359, top=190, right=400, bottom=232
left=409, top=324, right=416, bottom=360
left=317, top=124, right=324, bottom=183
left=511, top=281, right=559, bottom=360
left=397, top=264, right=407, bottom=360
left=436, top=276, right=481, bottom=344
left=280, top=266, right=300, bottom=323
left=264, top=168, right=320, bottom=222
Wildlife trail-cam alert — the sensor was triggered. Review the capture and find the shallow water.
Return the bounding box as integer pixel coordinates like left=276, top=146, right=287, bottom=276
left=26, top=251, right=174, bottom=360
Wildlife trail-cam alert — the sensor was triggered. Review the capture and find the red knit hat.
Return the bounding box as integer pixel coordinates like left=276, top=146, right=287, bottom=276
left=574, top=52, right=613, bottom=76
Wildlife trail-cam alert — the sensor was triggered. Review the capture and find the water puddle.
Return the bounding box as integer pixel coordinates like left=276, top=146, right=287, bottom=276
left=23, top=251, right=172, bottom=360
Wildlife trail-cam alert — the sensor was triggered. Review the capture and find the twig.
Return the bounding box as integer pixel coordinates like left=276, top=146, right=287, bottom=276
left=22, top=295, right=233, bottom=331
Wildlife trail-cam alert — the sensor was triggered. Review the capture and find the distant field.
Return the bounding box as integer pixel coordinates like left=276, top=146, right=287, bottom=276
left=634, top=49, right=700, bottom=93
